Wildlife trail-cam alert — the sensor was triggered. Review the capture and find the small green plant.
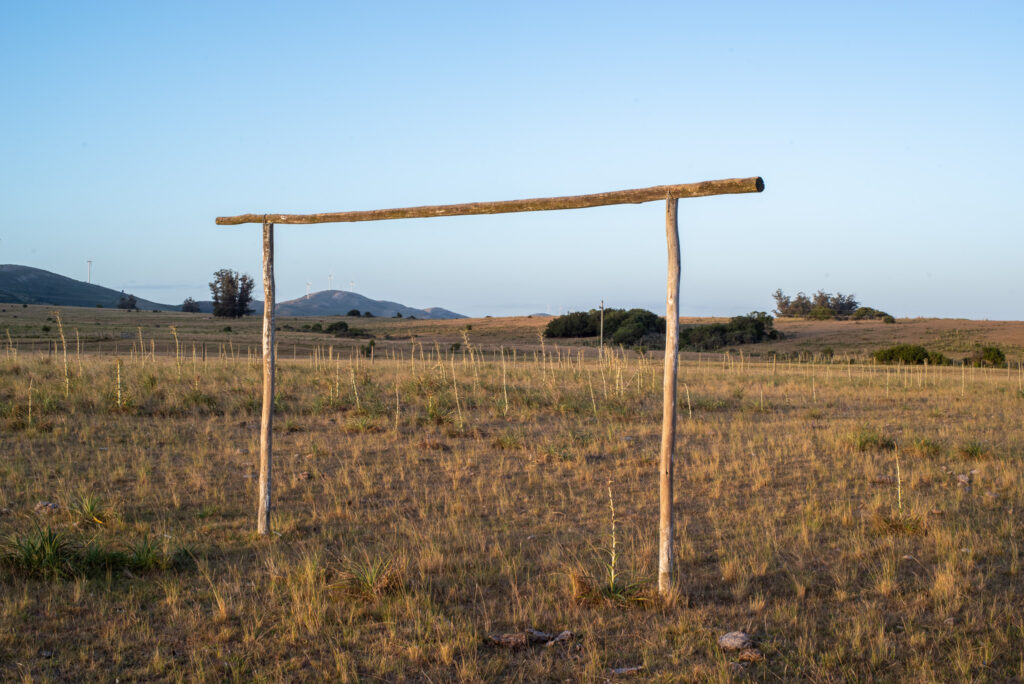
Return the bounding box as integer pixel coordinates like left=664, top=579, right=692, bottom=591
left=129, top=536, right=163, bottom=571
left=3, top=524, right=76, bottom=579
left=340, top=554, right=395, bottom=597
left=909, top=438, right=943, bottom=459
left=957, top=440, right=988, bottom=459
left=344, top=415, right=380, bottom=434
left=574, top=481, right=647, bottom=604
left=856, top=428, right=897, bottom=452
left=492, top=429, right=524, bottom=450
left=69, top=493, right=107, bottom=525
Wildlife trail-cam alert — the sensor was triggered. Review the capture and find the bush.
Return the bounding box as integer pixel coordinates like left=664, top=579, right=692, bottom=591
left=544, top=308, right=664, bottom=344
left=966, top=346, right=1006, bottom=368
left=873, top=345, right=949, bottom=366
left=544, top=311, right=596, bottom=338
left=325, top=321, right=349, bottom=335
left=851, top=306, right=891, bottom=320
left=678, top=312, right=779, bottom=351
left=808, top=306, right=834, bottom=320
left=346, top=309, right=361, bottom=316
left=181, top=297, right=201, bottom=313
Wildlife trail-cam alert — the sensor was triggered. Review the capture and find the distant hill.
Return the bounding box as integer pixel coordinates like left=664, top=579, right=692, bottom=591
left=274, top=290, right=465, bottom=319
left=0, top=265, right=177, bottom=311
left=0, top=265, right=465, bottom=319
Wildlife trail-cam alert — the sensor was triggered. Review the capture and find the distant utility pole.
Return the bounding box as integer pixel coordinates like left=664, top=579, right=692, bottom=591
left=328, top=274, right=334, bottom=291
left=349, top=280, right=354, bottom=291
left=305, top=281, right=312, bottom=298
left=599, top=299, right=604, bottom=359
left=87, top=260, right=92, bottom=284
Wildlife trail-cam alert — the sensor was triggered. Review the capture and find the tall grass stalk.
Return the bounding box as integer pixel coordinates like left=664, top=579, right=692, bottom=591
left=53, top=311, right=70, bottom=397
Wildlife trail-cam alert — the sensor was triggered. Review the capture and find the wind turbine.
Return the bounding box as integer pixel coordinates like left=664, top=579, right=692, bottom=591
left=305, top=281, right=312, bottom=299
left=87, top=260, right=93, bottom=284
left=328, top=274, right=334, bottom=291
left=349, top=280, right=355, bottom=292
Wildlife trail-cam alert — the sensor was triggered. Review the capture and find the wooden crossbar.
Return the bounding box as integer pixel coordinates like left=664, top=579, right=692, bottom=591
left=216, top=177, right=763, bottom=225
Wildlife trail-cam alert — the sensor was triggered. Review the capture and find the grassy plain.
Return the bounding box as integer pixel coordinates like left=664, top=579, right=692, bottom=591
left=1, top=306, right=1023, bottom=681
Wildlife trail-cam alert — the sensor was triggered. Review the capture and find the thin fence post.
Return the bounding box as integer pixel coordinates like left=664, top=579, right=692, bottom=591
left=659, top=198, right=680, bottom=596
left=258, top=221, right=276, bottom=535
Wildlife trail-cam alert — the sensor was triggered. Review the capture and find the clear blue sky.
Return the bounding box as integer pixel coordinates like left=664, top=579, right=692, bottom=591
left=2, top=1, right=1021, bottom=318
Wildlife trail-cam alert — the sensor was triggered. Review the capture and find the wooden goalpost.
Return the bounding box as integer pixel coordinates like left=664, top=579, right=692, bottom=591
left=217, top=175, right=764, bottom=595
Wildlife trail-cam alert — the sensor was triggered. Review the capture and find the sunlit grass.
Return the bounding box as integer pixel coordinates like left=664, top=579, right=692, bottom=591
left=1, top=332, right=1022, bottom=680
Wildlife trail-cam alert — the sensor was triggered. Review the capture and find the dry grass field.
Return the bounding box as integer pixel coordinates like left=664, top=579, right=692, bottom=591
left=2, top=306, right=1023, bottom=681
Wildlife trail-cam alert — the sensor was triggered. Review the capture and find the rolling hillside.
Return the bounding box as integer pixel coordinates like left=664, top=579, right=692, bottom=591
left=0, top=265, right=177, bottom=311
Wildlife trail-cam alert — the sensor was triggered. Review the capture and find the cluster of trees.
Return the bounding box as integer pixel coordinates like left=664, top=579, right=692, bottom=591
left=346, top=309, right=375, bottom=318
left=209, top=269, right=254, bottom=318
left=181, top=297, right=201, bottom=313
left=772, top=289, right=894, bottom=322
left=543, top=308, right=665, bottom=346
left=772, top=289, right=858, bottom=318
left=116, top=293, right=137, bottom=310
left=678, top=312, right=780, bottom=351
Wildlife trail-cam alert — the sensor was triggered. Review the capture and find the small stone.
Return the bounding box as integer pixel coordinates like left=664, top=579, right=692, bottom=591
left=956, top=474, right=971, bottom=486
left=718, top=631, right=754, bottom=651
left=943, top=617, right=956, bottom=627
left=609, top=664, right=644, bottom=675
left=34, top=501, right=60, bottom=514
left=297, top=471, right=311, bottom=481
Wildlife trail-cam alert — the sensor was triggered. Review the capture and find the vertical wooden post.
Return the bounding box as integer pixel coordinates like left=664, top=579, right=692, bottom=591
left=599, top=299, right=604, bottom=360
left=258, top=221, right=276, bottom=535
left=659, top=198, right=680, bottom=595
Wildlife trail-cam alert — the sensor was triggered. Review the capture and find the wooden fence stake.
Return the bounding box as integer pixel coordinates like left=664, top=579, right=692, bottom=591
left=258, top=221, right=276, bottom=535
left=659, top=198, right=680, bottom=595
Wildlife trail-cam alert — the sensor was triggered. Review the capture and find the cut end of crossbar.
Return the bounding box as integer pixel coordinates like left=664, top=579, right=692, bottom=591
left=755, top=177, right=765, bottom=192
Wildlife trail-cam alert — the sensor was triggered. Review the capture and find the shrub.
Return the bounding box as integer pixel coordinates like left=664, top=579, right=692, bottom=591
left=346, top=309, right=361, bottom=316
left=966, top=346, right=1006, bottom=368
left=544, top=311, right=596, bottom=338
left=325, top=321, right=349, bottom=335
left=873, top=345, right=949, bottom=366
left=678, top=312, right=779, bottom=351
left=544, top=308, right=664, bottom=343
left=851, top=306, right=891, bottom=320
left=808, top=306, right=834, bottom=320
left=181, top=297, right=201, bottom=313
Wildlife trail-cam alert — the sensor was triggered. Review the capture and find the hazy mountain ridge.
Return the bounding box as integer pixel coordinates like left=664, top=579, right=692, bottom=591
left=0, top=265, right=465, bottom=319
left=274, top=290, right=465, bottom=319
